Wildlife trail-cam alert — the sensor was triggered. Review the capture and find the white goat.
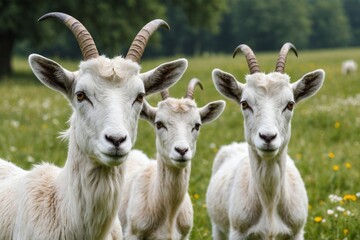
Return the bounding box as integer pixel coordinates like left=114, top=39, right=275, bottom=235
left=341, top=60, right=357, bottom=75
left=0, top=12, right=187, bottom=240
left=118, top=79, right=225, bottom=239
left=206, top=43, right=325, bottom=239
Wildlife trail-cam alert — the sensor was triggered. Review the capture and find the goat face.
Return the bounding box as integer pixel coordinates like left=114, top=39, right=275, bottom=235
left=213, top=69, right=324, bottom=160
left=29, top=55, right=187, bottom=167
left=141, top=97, right=225, bottom=168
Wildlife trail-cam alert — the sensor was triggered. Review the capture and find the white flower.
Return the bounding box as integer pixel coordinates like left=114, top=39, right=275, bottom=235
left=10, top=146, right=17, bottom=152
left=327, top=209, right=334, bottom=215
left=336, top=206, right=345, bottom=212
left=356, top=192, right=360, bottom=198
left=209, top=143, right=216, bottom=149
left=321, top=219, right=326, bottom=223
left=52, top=118, right=59, bottom=125
left=329, top=194, right=342, bottom=202
left=10, top=120, right=20, bottom=128
left=27, top=156, right=35, bottom=163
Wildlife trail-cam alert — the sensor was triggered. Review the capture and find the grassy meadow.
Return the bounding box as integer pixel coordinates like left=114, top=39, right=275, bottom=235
left=1, top=48, right=360, bottom=239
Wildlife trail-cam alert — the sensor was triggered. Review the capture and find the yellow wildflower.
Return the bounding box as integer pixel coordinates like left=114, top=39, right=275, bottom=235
left=343, top=229, right=349, bottom=235
left=343, top=194, right=356, bottom=201
left=332, top=165, right=340, bottom=171
left=334, top=121, right=341, bottom=129
left=314, top=216, right=322, bottom=223
left=193, top=194, right=200, bottom=200
left=344, top=162, right=352, bottom=169
left=328, top=152, right=335, bottom=159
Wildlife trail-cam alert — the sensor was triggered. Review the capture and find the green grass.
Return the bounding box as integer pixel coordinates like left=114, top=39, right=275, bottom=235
left=1, top=49, right=360, bottom=239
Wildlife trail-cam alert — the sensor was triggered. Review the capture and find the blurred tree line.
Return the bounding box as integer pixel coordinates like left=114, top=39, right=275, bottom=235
left=1, top=0, right=359, bottom=78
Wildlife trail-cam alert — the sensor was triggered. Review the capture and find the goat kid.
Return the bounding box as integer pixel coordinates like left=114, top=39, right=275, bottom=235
left=119, top=79, right=225, bottom=239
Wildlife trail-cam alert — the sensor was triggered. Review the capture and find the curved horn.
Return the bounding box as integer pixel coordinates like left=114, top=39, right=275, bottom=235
left=126, top=19, right=170, bottom=63
left=160, top=90, right=170, bottom=100
left=38, top=12, right=99, bottom=60
left=233, top=44, right=260, bottom=74
left=185, top=78, right=203, bottom=99
left=275, top=42, right=298, bottom=73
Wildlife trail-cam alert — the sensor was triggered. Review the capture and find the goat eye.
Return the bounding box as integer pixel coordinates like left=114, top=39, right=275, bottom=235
left=286, top=101, right=295, bottom=111
left=192, top=123, right=201, bottom=132
left=76, top=91, right=86, bottom=102
left=155, top=121, right=165, bottom=130
left=241, top=101, right=249, bottom=110
left=134, top=93, right=145, bottom=104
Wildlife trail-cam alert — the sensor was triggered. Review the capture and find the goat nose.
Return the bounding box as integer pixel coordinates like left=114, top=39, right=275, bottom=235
left=259, top=132, right=277, bottom=143
left=175, top=147, right=189, bottom=156
left=105, top=134, right=127, bottom=148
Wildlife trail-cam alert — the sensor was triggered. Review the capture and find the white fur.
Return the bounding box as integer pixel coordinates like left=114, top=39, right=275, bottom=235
left=119, top=94, right=225, bottom=239
left=341, top=60, right=357, bottom=75
left=0, top=54, right=187, bottom=240
left=207, top=69, right=325, bottom=239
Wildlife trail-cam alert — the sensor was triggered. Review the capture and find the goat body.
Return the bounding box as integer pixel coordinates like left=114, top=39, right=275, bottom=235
left=119, top=83, right=225, bottom=239
left=341, top=60, right=357, bottom=75
left=207, top=44, right=325, bottom=239
left=0, top=12, right=187, bottom=240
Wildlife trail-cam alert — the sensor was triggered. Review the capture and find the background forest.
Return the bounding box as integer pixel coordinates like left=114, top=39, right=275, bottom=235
left=1, top=0, right=360, bottom=77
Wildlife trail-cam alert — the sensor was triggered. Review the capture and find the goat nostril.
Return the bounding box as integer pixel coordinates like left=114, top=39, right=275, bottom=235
left=259, top=132, right=277, bottom=143
left=105, top=135, right=127, bottom=147
left=175, top=147, right=188, bottom=156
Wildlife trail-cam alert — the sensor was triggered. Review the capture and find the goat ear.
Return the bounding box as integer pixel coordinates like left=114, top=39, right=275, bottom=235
left=140, top=58, right=188, bottom=96
left=140, top=100, right=157, bottom=123
left=199, top=100, right=226, bottom=125
left=212, top=69, right=244, bottom=105
left=29, top=54, right=74, bottom=96
left=292, top=69, right=325, bottom=103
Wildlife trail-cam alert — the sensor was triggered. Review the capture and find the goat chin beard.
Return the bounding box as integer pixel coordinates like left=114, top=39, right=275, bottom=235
left=256, top=148, right=279, bottom=160
left=95, top=152, right=130, bottom=167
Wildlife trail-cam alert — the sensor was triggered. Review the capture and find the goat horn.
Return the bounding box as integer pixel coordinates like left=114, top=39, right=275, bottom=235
left=185, top=78, right=203, bottom=99
left=38, top=12, right=99, bottom=61
left=275, top=42, right=298, bottom=73
left=160, top=90, right=170, bottom=100
left=126, top=19, right=170, bottom=63
left=233, top=44, right=260, bottom=74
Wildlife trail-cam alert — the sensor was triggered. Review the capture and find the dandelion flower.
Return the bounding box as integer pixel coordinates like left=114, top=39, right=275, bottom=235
left=344, top=162, right=352, bottom=169
left=343, top=229, right=349, bottom=235
left=332, top=165, right=340, bottom=171
left=193, top=194, right=200, bottom=200
left=328, top=152, right=335, bottom=159
left=314, top=216, right=322, bottom=223
left=343, top=194, right=356, bottom=201
left=334, top=121, right=341, bottom=128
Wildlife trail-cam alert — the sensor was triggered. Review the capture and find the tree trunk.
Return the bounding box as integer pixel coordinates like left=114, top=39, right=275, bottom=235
left=0, top=31, right=15, bottom=78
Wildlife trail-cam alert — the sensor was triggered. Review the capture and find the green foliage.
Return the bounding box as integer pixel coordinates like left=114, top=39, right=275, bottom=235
left=231, top=0, right=311, bottom=50
left=1, top=49, right=360, bottom=239
left=309, top=0, right=351, bottom=48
